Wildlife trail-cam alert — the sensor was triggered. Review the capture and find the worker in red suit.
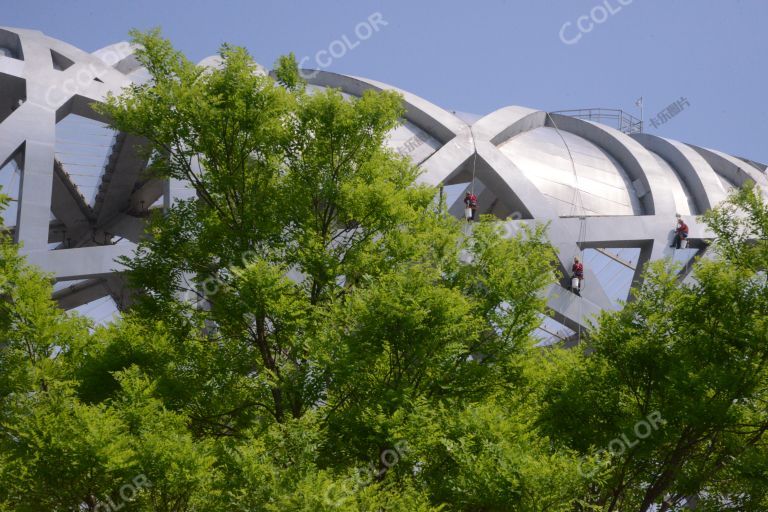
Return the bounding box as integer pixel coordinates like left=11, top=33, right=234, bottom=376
left=572, top=256, right=584, bottom=296
left=464, top=191, right=478, bottom=221
left=671, top=218, right=689, bottom=249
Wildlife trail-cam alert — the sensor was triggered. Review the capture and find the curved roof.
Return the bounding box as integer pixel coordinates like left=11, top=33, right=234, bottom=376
left=498, top=126, right=641, bottom=216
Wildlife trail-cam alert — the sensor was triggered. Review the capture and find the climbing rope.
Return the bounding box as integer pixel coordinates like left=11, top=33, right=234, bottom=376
left=461, top=125, right=480, bottom=228
left=469, top=125, right=478, bottom=196
left=546, top=113, right=588, bottom=344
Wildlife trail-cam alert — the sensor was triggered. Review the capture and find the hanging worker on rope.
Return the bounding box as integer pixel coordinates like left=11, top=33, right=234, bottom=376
left=571, top=256, right=584, bottom=296
left=545, top=112, right=587, bottom=341
left=464, top=190, right=478, bottom=221
left=671, top=217, right=689, bottom=249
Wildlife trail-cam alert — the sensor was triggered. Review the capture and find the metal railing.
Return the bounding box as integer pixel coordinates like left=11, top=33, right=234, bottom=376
left=551, top=108, right=643, bottom=134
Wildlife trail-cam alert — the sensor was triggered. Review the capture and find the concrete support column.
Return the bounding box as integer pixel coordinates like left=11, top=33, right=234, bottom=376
left=17, top=135, right=55, bottom=252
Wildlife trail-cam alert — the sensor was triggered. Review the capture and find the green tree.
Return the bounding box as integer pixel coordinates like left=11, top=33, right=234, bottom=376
left=90, top=29, right=568, bottom=509
left=538, top=182, right=768, bottom=511
left=0, top=176, right=224, bottom=511
left=12, top=27, right=768, bottom=512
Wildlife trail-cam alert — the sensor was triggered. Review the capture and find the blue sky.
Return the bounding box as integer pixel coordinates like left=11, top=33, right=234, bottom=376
left=5, top=0, right=768, bottom=162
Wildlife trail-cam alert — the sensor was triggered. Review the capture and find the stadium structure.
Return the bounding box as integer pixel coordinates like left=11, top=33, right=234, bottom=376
left=1, top=27, right=766, bottom=341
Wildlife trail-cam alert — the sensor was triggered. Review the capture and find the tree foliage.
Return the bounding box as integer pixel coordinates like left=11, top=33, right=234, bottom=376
left=0, top=30, right=766, bottom=511
left=539, top=182, right=768, bottom=511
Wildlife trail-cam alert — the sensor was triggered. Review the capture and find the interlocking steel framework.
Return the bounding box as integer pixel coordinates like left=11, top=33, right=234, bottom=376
left=1, top=27, right=765, bottom=334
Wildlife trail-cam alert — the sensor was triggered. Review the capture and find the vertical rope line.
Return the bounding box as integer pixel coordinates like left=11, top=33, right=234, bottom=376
left=546, top=113, right=588, bottom=344
left=468, top=125, right=478, bottom=195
